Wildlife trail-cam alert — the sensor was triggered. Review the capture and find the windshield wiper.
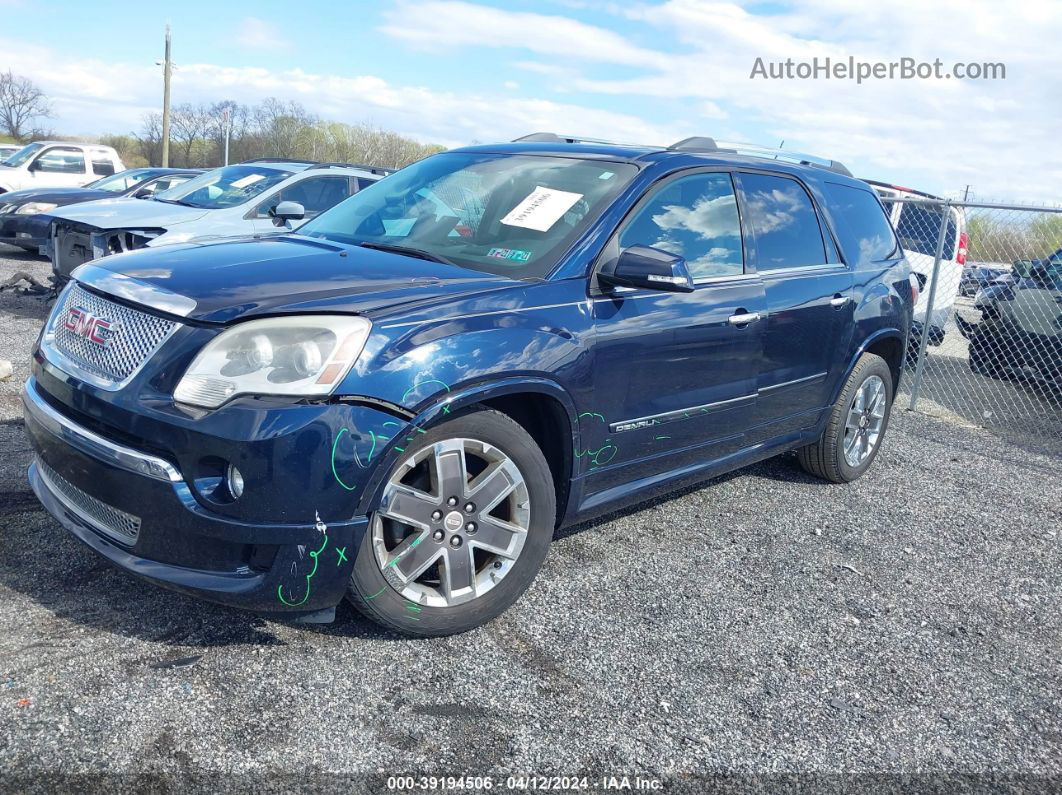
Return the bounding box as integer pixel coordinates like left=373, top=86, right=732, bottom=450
left=152, top=197, right=197, bottom=207
left=356, top=241, right=457, bottom=266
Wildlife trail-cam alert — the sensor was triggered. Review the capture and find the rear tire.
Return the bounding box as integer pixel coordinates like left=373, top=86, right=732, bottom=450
left=797, top=353, right=894, bottom=483
left=347, top=408, right=555, bottom=636
left=969, top=340, right=1004, bottom=379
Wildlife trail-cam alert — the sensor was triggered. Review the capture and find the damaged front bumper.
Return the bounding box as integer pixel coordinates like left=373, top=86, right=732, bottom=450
left=52, top=222, right=164, bottom=283
left=20, top=370, right=406, bottom=616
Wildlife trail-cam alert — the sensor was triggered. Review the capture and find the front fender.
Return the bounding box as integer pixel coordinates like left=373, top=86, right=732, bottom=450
left=350, top=375, right=580, bottom=517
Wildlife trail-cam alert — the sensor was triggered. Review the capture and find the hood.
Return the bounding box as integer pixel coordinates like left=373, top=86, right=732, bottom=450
left=0, top=186, right=111, bottom=209
left=49, top=196, right=211, bottom=229
left=75, top=234, right=514, bottom=324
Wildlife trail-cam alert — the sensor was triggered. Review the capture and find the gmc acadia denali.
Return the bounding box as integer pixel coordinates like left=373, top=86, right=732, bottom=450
left=23, top=134, right=915, bottom=636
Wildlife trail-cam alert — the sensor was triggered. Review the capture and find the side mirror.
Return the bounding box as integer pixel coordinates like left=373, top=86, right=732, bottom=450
left=270, top=200, right=305, bottom=227
left=27, top=159, right=42, bottom=172
left=598, top=244, right=694, bottom=293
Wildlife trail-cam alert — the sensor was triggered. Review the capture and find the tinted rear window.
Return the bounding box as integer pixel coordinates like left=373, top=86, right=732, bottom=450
left=822, top=182, right=899, bottom=266
left=886, top=202, right=957, bottom=259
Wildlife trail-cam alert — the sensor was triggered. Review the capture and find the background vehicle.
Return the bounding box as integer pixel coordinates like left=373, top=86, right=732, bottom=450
left=963, top=252, right=1062, bottom=386
left=23, top=134, right=913, bottom=636
left=864, top=180, right=967, bottom=347
left=0, top=168, right=201, bottom=253
left=960, top=263, right=1010, bottom=297
left=48, top=159, right=391, bottom=283
left=0, top=143, right=20, bottom=163
left=0, top=142, right=125, bottom=193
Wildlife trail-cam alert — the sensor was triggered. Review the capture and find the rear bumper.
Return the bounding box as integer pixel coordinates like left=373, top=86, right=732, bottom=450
left=22, top=376, right=372, bottom=614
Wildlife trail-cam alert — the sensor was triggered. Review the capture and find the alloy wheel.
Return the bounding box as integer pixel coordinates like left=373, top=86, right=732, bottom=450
left=371, top=438, right=530, bottom=608
left=843, top=374, right=887, bottom=468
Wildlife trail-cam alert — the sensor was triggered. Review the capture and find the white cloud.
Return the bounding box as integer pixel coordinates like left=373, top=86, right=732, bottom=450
left=236, top=17, right=290, bottom=51
left=380, top=0, right=670, bottom=68
left=383, top=0, right=1062, bottom=202
left=0, top=37, right=692, bottom=149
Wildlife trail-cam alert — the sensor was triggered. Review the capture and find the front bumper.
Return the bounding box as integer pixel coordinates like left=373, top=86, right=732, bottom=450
left=22, top=375, right=379, bottom=614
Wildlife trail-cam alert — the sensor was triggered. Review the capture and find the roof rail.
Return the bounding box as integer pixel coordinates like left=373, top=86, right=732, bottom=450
left=240, top=157, right=318, bottom=165
left=512, top=132, right=654, bottom=148
left=665, top=137, right=853, bottom=177
left=309, top=162, right=397, bottom=176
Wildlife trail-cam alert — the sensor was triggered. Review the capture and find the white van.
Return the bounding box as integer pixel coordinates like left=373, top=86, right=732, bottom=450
left=864, top=180, right=967, bottom=346
left=0, top=142, right=125, bottom=194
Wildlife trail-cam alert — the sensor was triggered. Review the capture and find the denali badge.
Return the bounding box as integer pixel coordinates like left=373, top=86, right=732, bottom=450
left=63, top=306, right=115, bottom=348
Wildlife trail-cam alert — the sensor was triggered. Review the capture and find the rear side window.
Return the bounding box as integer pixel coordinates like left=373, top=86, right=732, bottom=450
left=91, top=158, right=116, bottom=176
left=822, top=182, right=899, bottom=266
left=889, top=202, right=957, bottom=259
left=618, top=172, right=744, bottom=279
left=737, top=173, right=826, bottom=270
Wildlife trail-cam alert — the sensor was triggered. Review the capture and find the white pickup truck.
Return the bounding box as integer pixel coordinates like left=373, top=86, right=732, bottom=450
left=0, top=142, right=125, bottom=194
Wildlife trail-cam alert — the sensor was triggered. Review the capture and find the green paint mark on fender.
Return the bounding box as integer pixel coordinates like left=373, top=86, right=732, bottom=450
left=277, top=533, right=329, bottom=607
left=335, top=547, right=348, bottom=565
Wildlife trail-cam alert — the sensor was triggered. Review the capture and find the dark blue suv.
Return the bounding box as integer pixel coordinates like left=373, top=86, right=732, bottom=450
left=23, top=134, right=914, bottom=635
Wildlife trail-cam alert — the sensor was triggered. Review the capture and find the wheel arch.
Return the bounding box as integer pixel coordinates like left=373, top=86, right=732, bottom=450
left=834, top=328, right=906, bottom=403
left=355, top=376, right=578, bottom=524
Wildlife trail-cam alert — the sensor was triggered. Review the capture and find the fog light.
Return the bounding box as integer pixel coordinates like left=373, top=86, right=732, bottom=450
left=227, top=464, right=244, bottom=499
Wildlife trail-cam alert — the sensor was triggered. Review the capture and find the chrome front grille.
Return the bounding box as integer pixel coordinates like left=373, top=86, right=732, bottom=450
left=35, top=456, right=141, bottom=545
left=48, top=283, right=178, bottom=388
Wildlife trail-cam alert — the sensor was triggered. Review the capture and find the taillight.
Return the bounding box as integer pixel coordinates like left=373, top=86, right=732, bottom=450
left=957, top=231, right=969, bottom=265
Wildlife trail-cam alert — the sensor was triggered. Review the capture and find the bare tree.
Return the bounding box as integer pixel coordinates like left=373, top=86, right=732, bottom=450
left=169, top=103, right=211, bottom=167
left=135, top=112, right=164, bottom=166
left=254, top=98, right=316, bottom=159
left=0, top=70, right=52, bottom=142
left=122, top=98, right=444, bottom=169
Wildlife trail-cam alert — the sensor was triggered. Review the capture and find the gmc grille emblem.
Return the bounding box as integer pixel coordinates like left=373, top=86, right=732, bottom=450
left=64, top=306, right=115, bottom=348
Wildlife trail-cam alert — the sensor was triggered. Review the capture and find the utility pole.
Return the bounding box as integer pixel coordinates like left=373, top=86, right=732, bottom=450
left=963, top=184, right=971, bottom=202
left=161, top=25, right=172, bottom=167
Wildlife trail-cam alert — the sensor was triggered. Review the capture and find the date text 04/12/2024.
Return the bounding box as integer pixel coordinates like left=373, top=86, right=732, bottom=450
left=386, top=775, right=665, bottom=790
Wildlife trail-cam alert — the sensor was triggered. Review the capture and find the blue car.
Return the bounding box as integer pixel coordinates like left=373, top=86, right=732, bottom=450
left=23, top=134, right=914, bottom=635
left=0, top=168, right=202, bottom=253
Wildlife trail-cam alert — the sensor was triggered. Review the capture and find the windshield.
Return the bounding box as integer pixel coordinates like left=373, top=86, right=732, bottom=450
left=1, top=143, right=45, bottom=168
left=86, top=169, right=155, bottom=193
left=299, top=152, right=638, bottom=279
left=153, top=165, right=293, bottom=209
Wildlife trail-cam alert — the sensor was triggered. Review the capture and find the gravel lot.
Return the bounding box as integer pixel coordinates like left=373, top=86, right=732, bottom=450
left=1, top=244, right=1060, bottom=792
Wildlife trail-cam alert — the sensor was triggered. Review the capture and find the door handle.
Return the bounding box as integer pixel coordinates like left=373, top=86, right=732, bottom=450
left=830, top=294, right=849, bottom=308
left=728, top=312, right=760, bottom=326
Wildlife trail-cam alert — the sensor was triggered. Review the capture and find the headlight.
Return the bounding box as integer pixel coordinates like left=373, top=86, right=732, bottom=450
left=15, top=202, right=58, bottom=215
left=173, top=315, right=372, bottom=408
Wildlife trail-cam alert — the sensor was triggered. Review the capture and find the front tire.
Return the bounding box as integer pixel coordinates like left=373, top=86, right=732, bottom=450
left=797, top=353, right=894, bottom=483
left=347, top=408, right=555, bottom=636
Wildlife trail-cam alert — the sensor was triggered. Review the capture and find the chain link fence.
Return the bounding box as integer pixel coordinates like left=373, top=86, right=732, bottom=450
left=880, top=195, right=1062, bottom=455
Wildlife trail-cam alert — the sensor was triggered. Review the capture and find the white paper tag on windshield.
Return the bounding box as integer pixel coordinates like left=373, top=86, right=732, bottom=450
left=501, top=186, right=584, bottom=232
left=231, top=174, right=264, bottom=189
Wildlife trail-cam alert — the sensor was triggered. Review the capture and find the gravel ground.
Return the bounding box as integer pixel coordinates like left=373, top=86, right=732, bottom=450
left=1, top=244, right=1060, bottom=792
